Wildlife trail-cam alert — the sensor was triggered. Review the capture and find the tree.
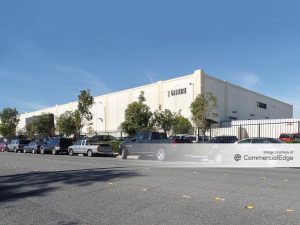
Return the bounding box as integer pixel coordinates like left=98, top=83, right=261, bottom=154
left=75, top=89, right=94, bottom=138
left=26, top=123, right=35, bottom=139
left=0, top=107, right=20, bottom=139
left=190, top=92, right=218, bottom=136
left=172, top=115, right=193, bottom=135
left=120, top=91, right=153, bottom=136
left=153, top=109, right=175, bottom=134
left=31, top=113, right=55, bottom=138
left=56, top=111, right=77, bottom=137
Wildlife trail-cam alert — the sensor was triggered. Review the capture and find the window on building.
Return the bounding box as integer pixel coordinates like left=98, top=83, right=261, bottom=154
left=257, top=102, right=267, bottom=109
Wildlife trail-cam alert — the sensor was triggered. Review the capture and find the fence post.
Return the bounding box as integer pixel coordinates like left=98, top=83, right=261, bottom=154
left=209, top=126, right=212, bottom=138
left=298, top=121, right=300, bottom=134
left=239, top=125, right=242, bottom=140
left=258, top=124, right=261, bottom=138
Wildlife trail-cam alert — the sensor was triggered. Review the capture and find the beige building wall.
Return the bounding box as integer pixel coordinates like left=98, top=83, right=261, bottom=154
left=17, top=69, right=293, bottom=135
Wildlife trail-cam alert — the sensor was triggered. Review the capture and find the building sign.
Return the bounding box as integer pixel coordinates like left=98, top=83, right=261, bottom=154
left=168, top=88, right=187, bottom=97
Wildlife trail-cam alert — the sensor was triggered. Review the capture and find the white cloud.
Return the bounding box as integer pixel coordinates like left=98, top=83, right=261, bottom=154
left=9, top=99, right=50, bottom=113
left=237, top=73, right=261, bottom=87
left=52, top=64, right=111, bottom=94
left=0, top=39, right=111, bottom=112
left=146, top=73, right=156, bottom=83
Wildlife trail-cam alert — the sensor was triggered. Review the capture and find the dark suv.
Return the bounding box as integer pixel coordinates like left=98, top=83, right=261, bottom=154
left=6, top=139, right=31, bottom=152
left=209, top=136, right=238, bottom=143
left=40, top=137, right=73, bottom=155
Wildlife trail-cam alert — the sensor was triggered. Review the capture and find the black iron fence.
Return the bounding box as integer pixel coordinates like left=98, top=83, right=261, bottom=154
left=208, top=119, right=300, bottom=140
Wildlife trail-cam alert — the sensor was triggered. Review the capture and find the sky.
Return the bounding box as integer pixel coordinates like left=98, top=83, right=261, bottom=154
left=1, top=0, right=300, bottom=116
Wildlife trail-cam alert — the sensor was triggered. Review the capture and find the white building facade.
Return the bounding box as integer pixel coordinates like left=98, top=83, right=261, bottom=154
left=18, top=70, right=293, bottom=135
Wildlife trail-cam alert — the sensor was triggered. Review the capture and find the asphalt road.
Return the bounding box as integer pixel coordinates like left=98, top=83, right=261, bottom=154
left=0, top=152, right=299, bottom=225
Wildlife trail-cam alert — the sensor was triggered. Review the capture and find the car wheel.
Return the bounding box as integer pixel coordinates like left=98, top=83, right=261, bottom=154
left=121, top=148, right=128, bottom=159
left=69, top=149, right=74, bottom=156
left=214, top=153, right=224, bottom=164
left=156, top=148, right=167, bottom=161
left=5, top=147, right=9, bottom=152
left=52, top=148, right=57, bottom=155
left=40, top=147, right=45, bottom=154
left=87, top=150, right=93, bottom=157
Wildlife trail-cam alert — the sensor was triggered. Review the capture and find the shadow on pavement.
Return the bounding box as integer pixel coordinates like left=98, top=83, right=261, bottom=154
left=0, top=167, right=141, bottom=203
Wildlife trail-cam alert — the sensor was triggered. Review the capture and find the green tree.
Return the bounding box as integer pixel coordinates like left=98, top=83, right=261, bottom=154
left=31, top=113, right=55, bottom=138
left=190, top=92, right=218, bottom=136
left=153, top=109, right=175, bottom=134
left=172, top=115, right=193, bottom=135
left=75, top=89, right=94, bottom=138
left=120, top=91, right=153, bottom=136
left=0, top=107, right=20, bottom=139
left=26, top=123, right=35, bottom=139
left=56, top=111, right=77, bottom=137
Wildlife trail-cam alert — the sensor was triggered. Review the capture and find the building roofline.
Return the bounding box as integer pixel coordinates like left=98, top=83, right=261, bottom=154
left=202, top=72, right=293, bottom=107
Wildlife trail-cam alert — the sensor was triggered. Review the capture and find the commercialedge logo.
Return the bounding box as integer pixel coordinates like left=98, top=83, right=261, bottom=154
left=234, top=154, right=294, bottom=162
left=234, top=154, right=242, bottom=161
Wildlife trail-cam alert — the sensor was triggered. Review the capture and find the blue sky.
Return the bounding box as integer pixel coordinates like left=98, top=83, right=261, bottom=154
left=1, top=0, right=300, bottom=116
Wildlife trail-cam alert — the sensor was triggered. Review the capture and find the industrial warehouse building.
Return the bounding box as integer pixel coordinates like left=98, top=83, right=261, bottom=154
left=18, top=69, right=293, bottom=136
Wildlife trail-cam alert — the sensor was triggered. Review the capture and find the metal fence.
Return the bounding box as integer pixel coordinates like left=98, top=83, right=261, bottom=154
left=82, top=131, right=124, bottom=138
left=208, top=119, right=300, bottom=139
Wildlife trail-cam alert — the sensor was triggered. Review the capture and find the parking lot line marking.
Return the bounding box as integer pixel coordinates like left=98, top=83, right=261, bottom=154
left=245, top=205, right=255, bottom=209
left=261, top=177, right=266, bottom=179
left=286, top=209, right=293, bottom=212
left=142, top=188, right=148, bottom=191
left=224, top=174, right=228, bottom=176
left=214, top=197, right=225, bottom=201
left=182, top=195, right=191, bottom=199
left=284, top=179, right=289, bottom=182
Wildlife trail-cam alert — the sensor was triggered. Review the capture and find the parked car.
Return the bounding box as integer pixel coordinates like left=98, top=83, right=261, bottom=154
left=6, top=139, right=31, bottom=152
left=169, top=135, right=192, bottom=143
left=116, top=137, right=127, bottom=141
left=0, top=142, right=7, bottom=152
left=185, top=135, right=210, bottom=143
left=208, top=137, right=284, bottom=163
left=236, top=137, right=284, bottom=144
left=91, top=135, right=117, bottom=142
left=40, top=137, right=73, bottom=155
left=279, top=133, right=300, bottom=143
left=209, top=136, right=238, bottom=143
left=68, top=139, right=114, bottom=157
left=120, top=131, right=174, bottom=161
left=23, top=141, right=42, bottom=154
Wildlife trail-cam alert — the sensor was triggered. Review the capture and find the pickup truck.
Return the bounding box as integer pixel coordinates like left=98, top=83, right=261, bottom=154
left=119, top=131, right=174, bottom=161
left=68, top=139, right=114, bottom=157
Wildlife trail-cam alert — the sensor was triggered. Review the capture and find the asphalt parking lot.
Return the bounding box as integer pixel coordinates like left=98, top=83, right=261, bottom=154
left=0, top=152, right=299, bottom=225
